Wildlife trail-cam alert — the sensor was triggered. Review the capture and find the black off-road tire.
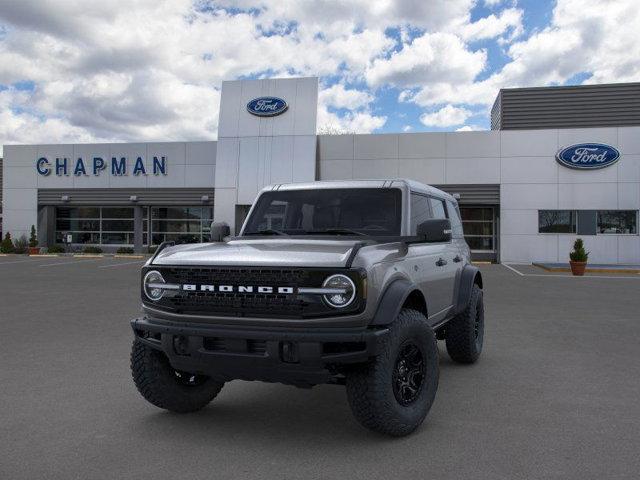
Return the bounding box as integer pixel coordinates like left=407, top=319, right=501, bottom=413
left=345, top=309, right=439, bottom=436
left=131, top=340, right=224, bottom=413
left=445, top=283, right=484, bottom=364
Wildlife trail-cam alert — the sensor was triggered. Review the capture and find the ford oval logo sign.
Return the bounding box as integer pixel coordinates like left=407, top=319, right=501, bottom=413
left=247, top=97, right=288, bottom=117
left=556, top=143, right=620, bottom=170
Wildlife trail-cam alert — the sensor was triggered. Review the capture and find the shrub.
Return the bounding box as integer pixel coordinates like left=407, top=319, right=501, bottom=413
left=83, top=246, right=103, bottom=254
left=116, top=247, right=135, bottom=254
left=569, top=238, right=589, bottom=262
left=14, top=235, right=29, bottom=254
left=148, top=245, right=158, bottom=254
left=29, top=225, right=38, bottom=248
left=1, top=233, right=15, bottom=253
left=47, top=245, right=65, bottom=254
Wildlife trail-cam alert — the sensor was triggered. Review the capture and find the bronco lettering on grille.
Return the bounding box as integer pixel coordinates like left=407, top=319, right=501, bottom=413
left=181, top=284, right=295, bottom=294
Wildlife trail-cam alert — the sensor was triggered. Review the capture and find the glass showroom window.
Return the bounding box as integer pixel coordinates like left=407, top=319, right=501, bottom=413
left=56, top=207, right=101, bottom=244
left=150, top=206, right=214, bottom=245
left=597, top=211, right=638, bottom=234
left=460, top=207, right=495, bottom=251
left=101, top=207, right=135, bottom=244
left=538, top=210, right=577, bottom=233
left=55, top=207, right=135, bottom=244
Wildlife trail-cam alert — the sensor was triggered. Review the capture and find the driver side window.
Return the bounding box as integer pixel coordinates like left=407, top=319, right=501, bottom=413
left=410, top=193, right=432, bottom=234
left=430, top=197, right=447, bottom=219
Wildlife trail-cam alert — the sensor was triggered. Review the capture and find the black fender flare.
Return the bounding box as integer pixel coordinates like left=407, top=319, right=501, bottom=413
left=454, top=265, right=483, bottom=314
left=370, top=278, right=424, bottom=326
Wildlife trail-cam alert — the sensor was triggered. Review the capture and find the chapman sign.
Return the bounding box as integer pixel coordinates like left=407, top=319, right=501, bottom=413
left=246, top=97, right=288, bottom=117
left=556, top=143, right=620, bottom=170
left=36, top=156, right=167, bottom=177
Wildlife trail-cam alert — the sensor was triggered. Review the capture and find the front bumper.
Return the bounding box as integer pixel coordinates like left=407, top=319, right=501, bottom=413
left=131, top=316, right=388, bottom=387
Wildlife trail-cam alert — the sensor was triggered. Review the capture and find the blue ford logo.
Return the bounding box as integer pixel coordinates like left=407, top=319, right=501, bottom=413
left=247, top=97, right=288, bottom=117
left=556, top=143, right=620, bottom=170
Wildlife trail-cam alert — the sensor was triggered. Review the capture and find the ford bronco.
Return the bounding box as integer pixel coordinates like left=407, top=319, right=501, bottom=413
left=130, top=180, right=484, bottom=436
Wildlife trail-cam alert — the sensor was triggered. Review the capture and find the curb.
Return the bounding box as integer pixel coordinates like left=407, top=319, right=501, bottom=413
left=534, top=263, right=640, bottom=275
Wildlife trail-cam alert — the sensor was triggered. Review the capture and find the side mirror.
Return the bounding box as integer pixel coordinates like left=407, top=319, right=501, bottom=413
left=417, top=219, right=452, bottom=243
left=210, top=222, right=230, bottom=242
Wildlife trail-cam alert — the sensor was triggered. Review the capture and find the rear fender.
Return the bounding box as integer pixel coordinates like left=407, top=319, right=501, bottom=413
left=455, top=265, right=483, bottom=314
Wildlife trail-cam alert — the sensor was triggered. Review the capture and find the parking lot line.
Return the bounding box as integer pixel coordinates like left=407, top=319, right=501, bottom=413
left=0, top=257, right=56, bottom=266
left=502, top=263, right=640, bottom=280
left=502, top=263, right=524, bottom=276
left=38, top=258, right=104, bottom=267
left=98, top=260, right=146, bottom=268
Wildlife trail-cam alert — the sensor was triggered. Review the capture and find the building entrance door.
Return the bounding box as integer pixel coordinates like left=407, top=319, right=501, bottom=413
left=459, top=206, right=498, bottom=262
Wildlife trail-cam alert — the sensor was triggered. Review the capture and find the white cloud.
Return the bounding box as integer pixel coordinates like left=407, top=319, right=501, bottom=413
left=420, top=105, right=472, bottom=127
left=456, top=125, right=484, bottom=131
left=366, top=32, right=486, bottom=88
left=402, top=125, right=413, bottom=132
left=317, top=106, right=386, bottom=134
left=404, top=0, right=640, bottom=110
left=319, top=84, right=373, bottom=110
left=459, top=7, right=523, bottom=42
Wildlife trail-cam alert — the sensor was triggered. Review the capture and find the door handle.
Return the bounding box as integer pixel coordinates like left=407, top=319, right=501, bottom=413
left=453, top=255, right=462, bottom=263
left=436, top=258, right=447, bottom=267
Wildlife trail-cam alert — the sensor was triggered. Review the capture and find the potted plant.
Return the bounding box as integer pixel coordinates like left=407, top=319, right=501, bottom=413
left=569, top=238, right=589, bottom=276
left=28, top=225, right=40, bottom=255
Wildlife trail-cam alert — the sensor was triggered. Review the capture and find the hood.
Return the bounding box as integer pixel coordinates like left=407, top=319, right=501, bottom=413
left=151, top=238, right=362, bottom=267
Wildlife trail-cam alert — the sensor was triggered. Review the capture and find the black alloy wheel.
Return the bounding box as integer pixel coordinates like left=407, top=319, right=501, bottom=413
left=392, top=341, right=426, bottom=406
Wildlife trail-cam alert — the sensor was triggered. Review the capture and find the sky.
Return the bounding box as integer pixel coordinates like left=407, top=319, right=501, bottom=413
left=0, top=0, right=638, bottom=154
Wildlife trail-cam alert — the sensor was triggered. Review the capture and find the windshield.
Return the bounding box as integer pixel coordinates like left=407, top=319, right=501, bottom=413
left=242, top=188, right=402, bottom=236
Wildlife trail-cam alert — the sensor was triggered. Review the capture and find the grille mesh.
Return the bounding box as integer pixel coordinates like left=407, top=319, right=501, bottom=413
left=156, top=267, right=342, bottom=318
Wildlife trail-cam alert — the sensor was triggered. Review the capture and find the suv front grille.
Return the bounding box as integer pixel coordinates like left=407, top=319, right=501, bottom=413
left=146, top=266, right=364, bottom=319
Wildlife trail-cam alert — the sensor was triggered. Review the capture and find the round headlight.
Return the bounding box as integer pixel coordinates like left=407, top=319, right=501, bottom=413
left=143, top=270, right=166, bottom=301
left=322, top=274, right=356, bottom=308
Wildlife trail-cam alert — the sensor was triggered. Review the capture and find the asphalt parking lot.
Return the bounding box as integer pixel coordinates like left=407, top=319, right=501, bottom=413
left=1, top=256, right=639, bottom=479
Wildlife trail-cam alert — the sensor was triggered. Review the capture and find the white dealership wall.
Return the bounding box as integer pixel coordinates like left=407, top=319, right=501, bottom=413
left=2, top=141, right=217, bottom=241
left=317, top=128, right=640, bottom=264
left=214, top=77, right=317, bottom=232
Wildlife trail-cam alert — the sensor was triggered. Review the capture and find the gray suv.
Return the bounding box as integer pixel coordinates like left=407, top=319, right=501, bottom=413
left=131, top=179, right=484, bottom=436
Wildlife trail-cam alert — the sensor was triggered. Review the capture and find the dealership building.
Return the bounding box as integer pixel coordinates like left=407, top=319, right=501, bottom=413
left=1, top=78, right=639, bottom=264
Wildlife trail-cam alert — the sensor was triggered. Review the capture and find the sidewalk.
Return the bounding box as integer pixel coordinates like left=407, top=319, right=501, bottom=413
left=533, top=262, right=640, bottom=274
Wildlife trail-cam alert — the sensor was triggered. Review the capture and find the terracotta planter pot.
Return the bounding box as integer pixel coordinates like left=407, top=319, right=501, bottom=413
left=569, top=261, right=587, bottom=276
left=28, top=246, right=41, bottom=255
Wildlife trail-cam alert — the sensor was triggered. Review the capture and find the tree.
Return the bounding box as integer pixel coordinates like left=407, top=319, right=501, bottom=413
left=1, top=232, right=15, bottom=253
left=29, top=225, right=38, bottom=248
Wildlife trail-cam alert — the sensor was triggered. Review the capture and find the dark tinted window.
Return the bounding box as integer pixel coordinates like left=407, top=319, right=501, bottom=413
left=243, top=188, right=402, bottom=236
left=446, top=200, right=464, bottom=238
left=597, top=210, right=637, bottom=234
left=538, top=210, right=576, bottom=233
left=410, top=193, right=431, bottom=234
left=430, top=198, right=447, bottom=219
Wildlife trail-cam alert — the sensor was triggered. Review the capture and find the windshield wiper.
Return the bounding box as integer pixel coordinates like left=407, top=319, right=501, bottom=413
left=305, top=228, right=366, bottom=236
left=244, top=229, right=288, bottom=236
